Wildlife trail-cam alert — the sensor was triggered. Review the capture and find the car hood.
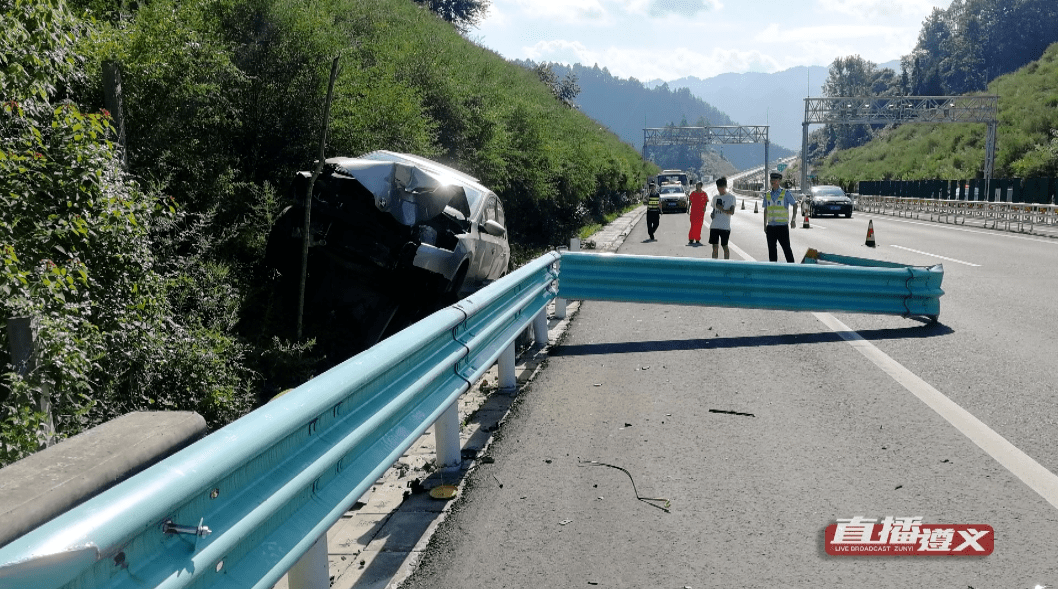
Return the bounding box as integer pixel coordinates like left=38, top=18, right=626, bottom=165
left=327, top=157, right=472, bottom=227
left=812, top=195, right=851, bottom=202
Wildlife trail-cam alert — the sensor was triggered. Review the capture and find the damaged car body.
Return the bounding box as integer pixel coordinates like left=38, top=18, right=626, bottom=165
left=266, top=150, right=510, bottom=364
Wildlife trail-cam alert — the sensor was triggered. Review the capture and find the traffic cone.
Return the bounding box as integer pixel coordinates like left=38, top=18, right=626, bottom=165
left=753, top=201, right=759, bottom=214
left=865, top=220, right=876, bottom=247
left=802, top=213, right=811, bottom=228
left=741, top=199, right=745, bottom=210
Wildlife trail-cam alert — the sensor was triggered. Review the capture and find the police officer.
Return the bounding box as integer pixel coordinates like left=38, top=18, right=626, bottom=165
left=646, top=181, right=661, bottom=240
left=762, top=171, right=798, bottom=262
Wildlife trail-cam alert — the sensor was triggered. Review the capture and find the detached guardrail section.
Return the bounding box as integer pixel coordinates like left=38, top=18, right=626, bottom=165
left=0, top=252, right=560, bottom=589
left=0, top=249, right=944, bottom=589
left=558, top=251, right=943, bottom=321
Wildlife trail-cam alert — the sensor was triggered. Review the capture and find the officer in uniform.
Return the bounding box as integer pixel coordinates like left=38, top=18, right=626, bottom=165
left=762, top=171, right=798, bottom=262
left=646, top=181, right=661, bottom=240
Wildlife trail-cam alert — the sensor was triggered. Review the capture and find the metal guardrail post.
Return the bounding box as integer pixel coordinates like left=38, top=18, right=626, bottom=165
left=498, top=342, right=516, bottom=392
left=533, top=310, right=548, bottom=346
left=553, top=246, right=568, bottom=319
left=287, top=534, right=329, bottom=589
left=435, top=401, right=462, bottom=470
left=6, top=317, right=55, bottom=448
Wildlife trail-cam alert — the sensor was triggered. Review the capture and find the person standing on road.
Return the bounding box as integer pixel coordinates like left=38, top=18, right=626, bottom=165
left=762, top=171, right=798, bottom=262
left=646, top=181, right=661, bottom=240
left=708, top=176, right=735, bottom=259
left=687, top=181, right=709, bottom=245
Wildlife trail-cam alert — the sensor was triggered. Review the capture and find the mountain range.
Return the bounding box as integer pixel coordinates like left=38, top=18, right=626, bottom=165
left=648, top=60, right=900, bottom=150
left=546, top=60, right=902, bottom=171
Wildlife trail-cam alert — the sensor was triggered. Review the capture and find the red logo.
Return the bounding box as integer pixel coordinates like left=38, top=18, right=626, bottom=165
left=825, top=517, right=993, bottom=556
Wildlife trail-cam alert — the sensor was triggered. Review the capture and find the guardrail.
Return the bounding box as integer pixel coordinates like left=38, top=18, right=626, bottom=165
left=857, top=194, right=1058, bottom=234
left=558, top=251, right=943, bottom=321
left=0, top=248, right=944, bottom=589
left=0, top=252, right=560, bottom=589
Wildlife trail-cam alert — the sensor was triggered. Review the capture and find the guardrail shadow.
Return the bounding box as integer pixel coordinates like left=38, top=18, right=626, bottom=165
left=552, top=323, right=954, bottom=357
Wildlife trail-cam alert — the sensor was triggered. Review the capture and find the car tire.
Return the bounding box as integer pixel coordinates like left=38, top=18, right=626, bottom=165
left=845, top=211, right=852, bottom=218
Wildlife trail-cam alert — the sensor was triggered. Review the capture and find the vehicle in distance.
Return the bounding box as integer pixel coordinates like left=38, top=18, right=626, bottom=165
left=659, top=184, right=688, bottom=213
left=266, top=150, right=510, bottom=363
left=804, top=185, right=853, bottom=218
left=657, top=169, right=689, bottom=192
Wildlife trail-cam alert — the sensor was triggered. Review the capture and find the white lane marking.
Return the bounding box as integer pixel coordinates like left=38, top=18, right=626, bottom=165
left=814, top=312, right=1058, bottom=511
left=729, top=242, right=753, bottom=261
left=890, top=245, right=981, bottom=267
left=730, top=242, right=1058, bottom=511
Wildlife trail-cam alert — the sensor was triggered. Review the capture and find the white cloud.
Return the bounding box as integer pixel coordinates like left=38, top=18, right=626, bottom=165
left=523, top=40, right=598, bottom=66
left=512, top=0, right=608, bottom=21
left=815, top=0, right=945, bottom=20
left=523, top=40, right=785, bottom=80
left=751, top=23, right=917, bottom=67
left=474, top=0, right=947, bottom=81
left=647, top=0, right=721, bottom=17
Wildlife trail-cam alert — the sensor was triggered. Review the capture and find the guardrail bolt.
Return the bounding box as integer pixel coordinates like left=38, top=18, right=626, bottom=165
left=163, top=518, right=212, bottom=538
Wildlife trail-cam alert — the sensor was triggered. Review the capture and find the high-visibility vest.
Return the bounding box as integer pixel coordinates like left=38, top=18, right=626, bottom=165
left=765, top=189, right=789, bottom=224
left=647, top=192, right=660, bottom=210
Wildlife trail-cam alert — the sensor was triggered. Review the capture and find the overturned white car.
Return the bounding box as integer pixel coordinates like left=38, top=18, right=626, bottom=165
left=266, top=151, right=510, bottom=360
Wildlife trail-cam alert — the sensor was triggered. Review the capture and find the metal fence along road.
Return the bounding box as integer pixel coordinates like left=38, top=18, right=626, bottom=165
left=857, top=194, right=1058, bottom=235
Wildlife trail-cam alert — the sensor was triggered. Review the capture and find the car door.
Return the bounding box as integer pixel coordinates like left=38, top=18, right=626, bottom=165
left=474, top=195, right=508, bottom=282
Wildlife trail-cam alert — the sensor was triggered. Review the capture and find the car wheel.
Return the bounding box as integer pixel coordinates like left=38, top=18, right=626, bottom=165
left=845, top=211, right=852, bottom=218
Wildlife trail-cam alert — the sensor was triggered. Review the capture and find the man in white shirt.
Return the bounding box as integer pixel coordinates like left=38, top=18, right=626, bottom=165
left=708, top=176, right=736, bottom=259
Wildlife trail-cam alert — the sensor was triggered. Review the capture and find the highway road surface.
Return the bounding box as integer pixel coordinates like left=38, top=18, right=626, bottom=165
left=396, top=202, right=1058, bottom=588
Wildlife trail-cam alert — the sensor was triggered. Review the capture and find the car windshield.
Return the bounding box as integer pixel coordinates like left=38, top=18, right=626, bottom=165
left=660, top=187, right=683, bottom=194
left=813, top=186, right=846, bottom=197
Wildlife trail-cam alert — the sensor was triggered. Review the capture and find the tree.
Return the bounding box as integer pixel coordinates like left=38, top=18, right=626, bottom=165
left=822, top=56, right=878, bottom=151
left=415, top=0, right=490, bottom=33
left=1, top=0, right=255, bottom=465
left=904, top=0, right=1058, bottom=95
left=533, top=63, right=580, bottom=108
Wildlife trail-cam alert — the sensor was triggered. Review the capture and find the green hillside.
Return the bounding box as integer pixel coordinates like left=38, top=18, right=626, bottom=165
left=0, top=0, right=653, bottom=464
left=815, top=42, right=1058, bottom=185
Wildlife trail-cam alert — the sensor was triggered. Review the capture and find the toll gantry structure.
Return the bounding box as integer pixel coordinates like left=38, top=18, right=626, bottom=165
left=643, top=125, right=771, bottom=183
left=801, top=95, right=999, bottom=190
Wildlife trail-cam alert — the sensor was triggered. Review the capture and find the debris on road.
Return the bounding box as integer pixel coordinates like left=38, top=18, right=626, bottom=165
left=708, top=409, right=755, bottom=417
left=579, top=459, right=671, bottom=512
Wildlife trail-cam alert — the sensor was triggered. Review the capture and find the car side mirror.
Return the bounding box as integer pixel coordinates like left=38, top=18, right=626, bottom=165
left=482, top=219, right=506, bottom=238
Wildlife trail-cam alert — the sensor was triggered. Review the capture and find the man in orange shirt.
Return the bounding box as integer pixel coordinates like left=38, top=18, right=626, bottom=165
left=687, top=181, right=709, bottom=245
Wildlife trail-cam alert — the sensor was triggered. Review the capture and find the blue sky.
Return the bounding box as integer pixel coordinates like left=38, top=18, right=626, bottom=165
left=469, top=0, right=953, bottom=81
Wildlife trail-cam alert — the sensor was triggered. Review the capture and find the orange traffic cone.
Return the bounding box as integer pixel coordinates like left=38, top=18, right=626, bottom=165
left=802, top=213, right=811, bottom=228
left=865, top=220, right=876, bottom=247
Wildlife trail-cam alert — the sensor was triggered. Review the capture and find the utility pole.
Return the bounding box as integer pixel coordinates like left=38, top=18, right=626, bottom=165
left=296, top=57, right=340, bottom=341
